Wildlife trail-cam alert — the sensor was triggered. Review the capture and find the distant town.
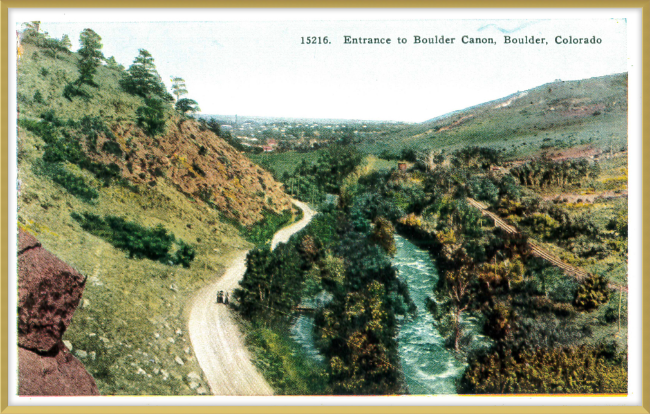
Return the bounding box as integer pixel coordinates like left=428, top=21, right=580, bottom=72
left=196, top=114, right=409, bottom=153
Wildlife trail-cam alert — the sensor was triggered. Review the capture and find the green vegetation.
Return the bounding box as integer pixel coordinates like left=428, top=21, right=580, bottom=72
left=461, top=345, right=627, bottom=394
left=171, top=77, right=188, bottom=101
left=76, top=28, right=103, bottom=87
left=510, top=158, right=600, bottom=188
left=175, top=98, right=200, bottom=115
left=243, top=209, right=294, bottom=246
left=136, top=97, right=168, bottom=137
left=273, top=145, right=363, bottom=203
left=245, top=322, right=328, bottom=394
left=16, top=26, right=279, bottom=396
left=357, top=74, right=627, bottom=160
left=120, top=49, right=173, bottom=101
left=70, top=212, right=195, bottom=267
left=235, top=199, right=414, bottom=394
left=33, top=161, right=98, bottom=203
left=298, top=145, right=627, bottom=394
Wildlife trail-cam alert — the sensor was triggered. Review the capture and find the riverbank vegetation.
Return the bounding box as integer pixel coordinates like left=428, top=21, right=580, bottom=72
left=247, top=141, right=627, bottom=394
left=234, top=201, right=415, bottom=394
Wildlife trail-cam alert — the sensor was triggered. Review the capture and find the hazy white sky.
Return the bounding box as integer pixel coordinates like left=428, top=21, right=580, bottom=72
left=13, top=9, right=629, bottom=122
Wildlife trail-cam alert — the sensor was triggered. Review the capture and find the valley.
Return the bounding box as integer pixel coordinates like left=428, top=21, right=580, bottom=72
left=15, top=23, right=629, bottom=397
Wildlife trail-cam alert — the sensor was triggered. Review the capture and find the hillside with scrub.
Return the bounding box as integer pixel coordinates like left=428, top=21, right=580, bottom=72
left=16, top=25, right=298, bottom=395
left=356, top=73, right=627, bottom=160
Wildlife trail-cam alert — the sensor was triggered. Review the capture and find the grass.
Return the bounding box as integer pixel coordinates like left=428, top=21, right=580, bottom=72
left=18, top=43, right=144, bottom=125
left=355, top=73, right=628, bottom=160
left=248, top=149, right=326, bottom=178
left=242, top=320, right=329, bottom=395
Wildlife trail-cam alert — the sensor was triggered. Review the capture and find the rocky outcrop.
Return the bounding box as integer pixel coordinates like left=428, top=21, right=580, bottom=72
left=17, top=229, right=99, bottom=396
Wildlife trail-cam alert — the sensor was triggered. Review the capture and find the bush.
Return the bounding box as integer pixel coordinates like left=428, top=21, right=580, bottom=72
left=35, top=162, right=98, bottom=203
left=173, top=241, right=196, bottom=268
left=244, top=209, right=293, bottom=246
left=33, top=90, right=43, bottom=103
left=574, top=274, right=610, bottom=311
left=102, top=141, right=123, bottom=157
left=71, top=212, right=195, bottom=267
left=460, top=345, right=627, bottom=394
left=63, top=82, right=92, bottom=101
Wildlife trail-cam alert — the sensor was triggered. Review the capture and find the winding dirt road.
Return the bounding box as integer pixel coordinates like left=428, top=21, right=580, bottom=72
left=188, top=200, right=316, bottom=395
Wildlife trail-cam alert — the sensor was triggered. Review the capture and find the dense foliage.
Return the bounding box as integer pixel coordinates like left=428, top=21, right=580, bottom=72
left=234, top=205, right=413, bottom=394
left=281, top=144, right=363, bottom=203
left=19, top=112, right=123, bottom=186
left=461, top=345, right=627, bottom=394
left=71, top=212, right=195, bottom=267
left=510, top=158, right=600, bottom=188
left=120, top=49, right=173, bottom=101
left=76, top=29, right=104, bottom=87
left=328, top=146, right=627, bottom=394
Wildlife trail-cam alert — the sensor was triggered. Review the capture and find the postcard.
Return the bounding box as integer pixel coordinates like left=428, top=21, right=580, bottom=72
left=6, top=7, right=643, bottom=409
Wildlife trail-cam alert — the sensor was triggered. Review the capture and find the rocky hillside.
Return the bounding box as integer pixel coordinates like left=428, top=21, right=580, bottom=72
left=17, top=37, right=292, bottom=226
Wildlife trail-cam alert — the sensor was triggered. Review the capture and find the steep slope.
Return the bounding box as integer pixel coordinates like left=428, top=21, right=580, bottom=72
left=16, top=31, right=295, bottom=395
left=17, top=39, right=292, bottom=226
left=359, top=73, right=628, bottom=159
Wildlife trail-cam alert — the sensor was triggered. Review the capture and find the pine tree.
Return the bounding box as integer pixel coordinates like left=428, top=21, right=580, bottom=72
left=175, top=98, right=200, bottom=115
left=61, top=34, right=71, bottom=50
left=171, top=77, right=188, bottom=100
left=120, top=49, right=173, bottom=101
left=77, top=28, right=103, bottom=86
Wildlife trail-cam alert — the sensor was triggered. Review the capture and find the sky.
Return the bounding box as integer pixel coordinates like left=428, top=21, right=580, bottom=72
left=13, top=9, right=629, bottom=122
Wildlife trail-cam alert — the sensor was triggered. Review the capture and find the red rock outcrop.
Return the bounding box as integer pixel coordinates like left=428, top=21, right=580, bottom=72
left=17, top=229, right=99, bottom=396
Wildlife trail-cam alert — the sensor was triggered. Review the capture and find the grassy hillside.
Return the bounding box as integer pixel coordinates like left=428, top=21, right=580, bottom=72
left=16, top=31, right=296, bottom=395
left=358, top=73, right=627, bottom=159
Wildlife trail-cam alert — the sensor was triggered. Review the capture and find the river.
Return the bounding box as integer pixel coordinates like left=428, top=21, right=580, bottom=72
left=289, top=234, right=472, bottom=394
left=393, top=234, right=466, bottom=395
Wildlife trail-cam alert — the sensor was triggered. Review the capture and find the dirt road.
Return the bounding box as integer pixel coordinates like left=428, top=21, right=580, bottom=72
left=188, top=200, right=316, bottom=395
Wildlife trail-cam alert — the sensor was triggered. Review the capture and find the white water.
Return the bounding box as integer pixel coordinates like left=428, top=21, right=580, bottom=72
left=393, top=235, right=466, bottom=395
left=289, top=234, right=472, bottom=394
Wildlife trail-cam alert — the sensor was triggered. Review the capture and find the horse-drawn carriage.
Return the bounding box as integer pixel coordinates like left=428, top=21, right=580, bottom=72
left=216, top=290, right=229, bottom=304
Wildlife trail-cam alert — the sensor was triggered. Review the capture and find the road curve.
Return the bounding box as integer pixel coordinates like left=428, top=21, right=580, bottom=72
left=188, top=200, right=316, bottom=395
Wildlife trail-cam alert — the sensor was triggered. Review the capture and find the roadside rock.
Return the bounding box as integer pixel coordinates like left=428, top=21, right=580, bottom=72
left=18, top=339, right=98, bottom=395
left=18, top=230, right=86, bottom=352
left=17, top=229, right=98, bottom=396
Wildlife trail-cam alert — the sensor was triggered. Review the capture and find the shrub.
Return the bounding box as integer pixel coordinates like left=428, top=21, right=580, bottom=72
left=63, top=82, right=92, bottom=101
left=35, top=162, right=98, bottom=203
left=244, top=209, right=293, bottom=246
left=574, top=274, right=610, bottom=311
left=460, top=345, right=627, bottom=394
left=33, top=90, right=43, bottom=103
left=71, top=212, right=194, bottom=267
left=173, top=241, right=196, bottom=268
left=102, top=141, right=123, bottom=157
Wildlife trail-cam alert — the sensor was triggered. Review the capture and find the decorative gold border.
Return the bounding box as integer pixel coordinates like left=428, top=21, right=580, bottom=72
left=1, top=3, right=648, bottom=413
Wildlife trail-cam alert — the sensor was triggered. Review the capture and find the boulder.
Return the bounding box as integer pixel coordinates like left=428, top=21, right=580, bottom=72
left=17, top=229, right=98, bottom=396
left=18, top=230, right=86, bottom=352
left=18, top=342, right=99, bottom=396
